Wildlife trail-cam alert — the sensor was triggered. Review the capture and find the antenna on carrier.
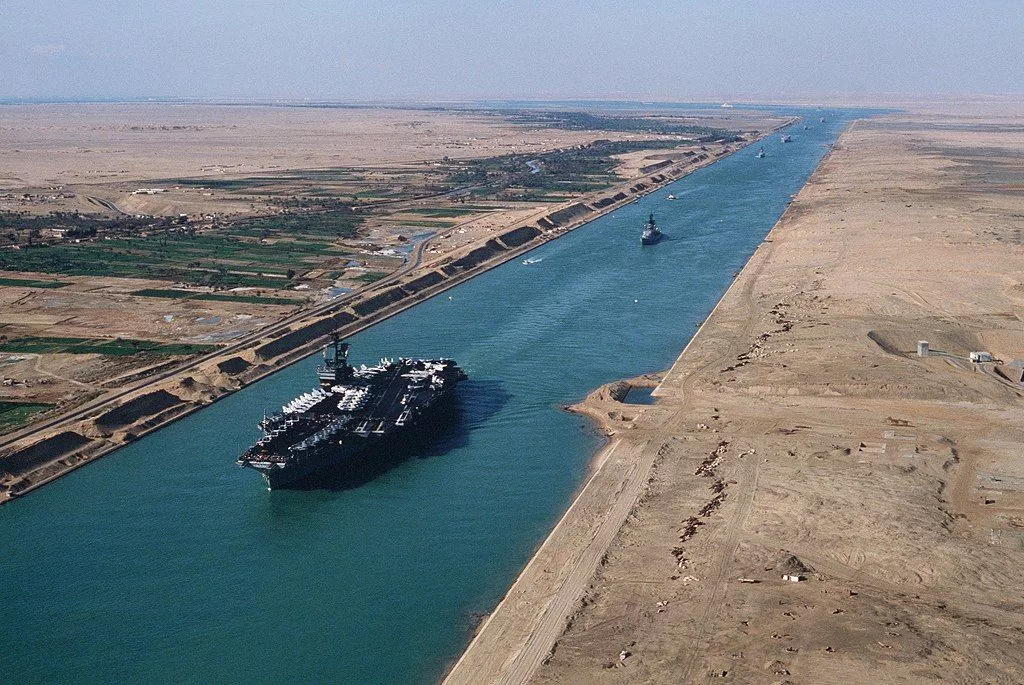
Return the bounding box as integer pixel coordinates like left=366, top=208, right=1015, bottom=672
left=318, top=332, right=352, bottom=387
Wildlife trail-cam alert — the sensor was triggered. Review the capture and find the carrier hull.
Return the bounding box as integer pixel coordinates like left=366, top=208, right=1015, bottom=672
left=247, top=396, right=454, bottom=489
left=238, top=337, right=466, bottom=490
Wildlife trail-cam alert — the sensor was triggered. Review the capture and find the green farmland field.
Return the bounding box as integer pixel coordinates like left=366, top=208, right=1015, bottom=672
left=133, top=289, right=299, bottom=306
left=0, top=401, right=53, bottom=434
left=0, top=336, right=220, bottom=357
left=0, top=277, right=69, bottom=289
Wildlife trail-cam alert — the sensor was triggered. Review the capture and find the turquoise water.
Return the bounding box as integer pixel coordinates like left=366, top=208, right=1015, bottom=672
left=1, top=109, right=867, bottom=683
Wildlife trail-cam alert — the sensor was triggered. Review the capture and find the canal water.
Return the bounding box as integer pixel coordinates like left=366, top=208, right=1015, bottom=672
left=1, top=108, right=867, bottom=683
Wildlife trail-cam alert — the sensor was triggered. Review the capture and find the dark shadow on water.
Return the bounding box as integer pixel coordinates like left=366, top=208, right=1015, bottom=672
left=623, top=386, right=656, bottom=405
left=285, top=378, right=511, bottom=492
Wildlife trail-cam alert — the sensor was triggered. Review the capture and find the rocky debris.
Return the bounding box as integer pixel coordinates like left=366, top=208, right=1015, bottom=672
left=677, top=516, right=701, bottom=544
left=604, top=381, right=630, bottom=403
left=695, top=440, right=729, bottom=476
left=699, top=490, right=727, bottom=517
left=776, top=552, right=814, bottom=575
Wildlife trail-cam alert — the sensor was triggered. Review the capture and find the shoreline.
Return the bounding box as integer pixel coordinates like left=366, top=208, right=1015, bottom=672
left=0, top=118, right=797, bottom=505
left=441, top=121, right=847, bottom=684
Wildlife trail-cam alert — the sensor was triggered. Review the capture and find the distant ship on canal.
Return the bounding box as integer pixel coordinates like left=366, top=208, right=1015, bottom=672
left=781, top=134, right=792, bottom=143
left=756, top=147, right=766, bottom=158
left=641, top=213, right=663, bottom=245
left=238, top=336, right=466, bottom=489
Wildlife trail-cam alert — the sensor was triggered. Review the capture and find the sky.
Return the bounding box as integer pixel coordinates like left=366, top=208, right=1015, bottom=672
left=2, top=0, right=1022, bottom=102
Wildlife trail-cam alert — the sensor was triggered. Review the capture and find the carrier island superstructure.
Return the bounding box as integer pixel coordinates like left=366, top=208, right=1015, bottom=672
left=238, top=336, right=466, bottom=489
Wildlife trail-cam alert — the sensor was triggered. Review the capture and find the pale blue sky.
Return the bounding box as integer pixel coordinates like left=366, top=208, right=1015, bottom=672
left=2, top=0, right=1021, bottom=101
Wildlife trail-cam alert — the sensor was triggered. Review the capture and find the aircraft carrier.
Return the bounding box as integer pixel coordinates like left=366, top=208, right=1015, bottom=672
left=238, top=336, right=466, bottom=489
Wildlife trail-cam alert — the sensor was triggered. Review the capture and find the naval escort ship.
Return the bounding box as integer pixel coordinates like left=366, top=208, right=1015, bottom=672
left=641, top=212, right=663, bottom=245
left=238, top=335, right=466, bottom=489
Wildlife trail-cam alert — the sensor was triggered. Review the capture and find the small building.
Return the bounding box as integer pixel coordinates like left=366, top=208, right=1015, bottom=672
left=917, top=340, right=929, bottom=357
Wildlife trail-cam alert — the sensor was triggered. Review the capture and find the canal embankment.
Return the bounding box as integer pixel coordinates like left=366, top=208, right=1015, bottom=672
left=0, top=119, right=796, bottom=504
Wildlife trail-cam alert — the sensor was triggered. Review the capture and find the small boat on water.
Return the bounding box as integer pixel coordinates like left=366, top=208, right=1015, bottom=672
left=666, top=194, right=676, bottom=201
left=522, top=257, right=542, bottom=265
left=781, top=134, right=792, bottom=143
left=756, top=147, right=766, bottom=159
left=640, top=213, right=663, bottom=245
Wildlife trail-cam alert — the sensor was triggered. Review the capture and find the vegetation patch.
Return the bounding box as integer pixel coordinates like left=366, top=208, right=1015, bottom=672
left=352, top=272, right=388, bottom=283
left=401, top=220, right=456, bottom=228
left=413, top=207, right=491, bottom=217
left=0, top=277, right=69, bottom=289
left=503, top=110, right=735, bottom=138
left=229, top=209, right=361, bottom=239
left=0, top=336, right=219, bottom=356
left=133, top=289, right=298, bottom=306
left=0, top=401, right=54, bottom=436
left=444, top=138, right=698, bottom=200
left=0, top=210, right=358, bottom=289
left=0, top=211, right=154, bottom=237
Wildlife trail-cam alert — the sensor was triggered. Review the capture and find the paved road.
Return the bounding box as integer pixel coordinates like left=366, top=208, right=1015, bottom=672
left=84, top=196, right=127, bottom=215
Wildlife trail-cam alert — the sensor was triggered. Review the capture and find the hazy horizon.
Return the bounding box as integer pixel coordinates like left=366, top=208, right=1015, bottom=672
left=3, top=0, right=1022, bottom=102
